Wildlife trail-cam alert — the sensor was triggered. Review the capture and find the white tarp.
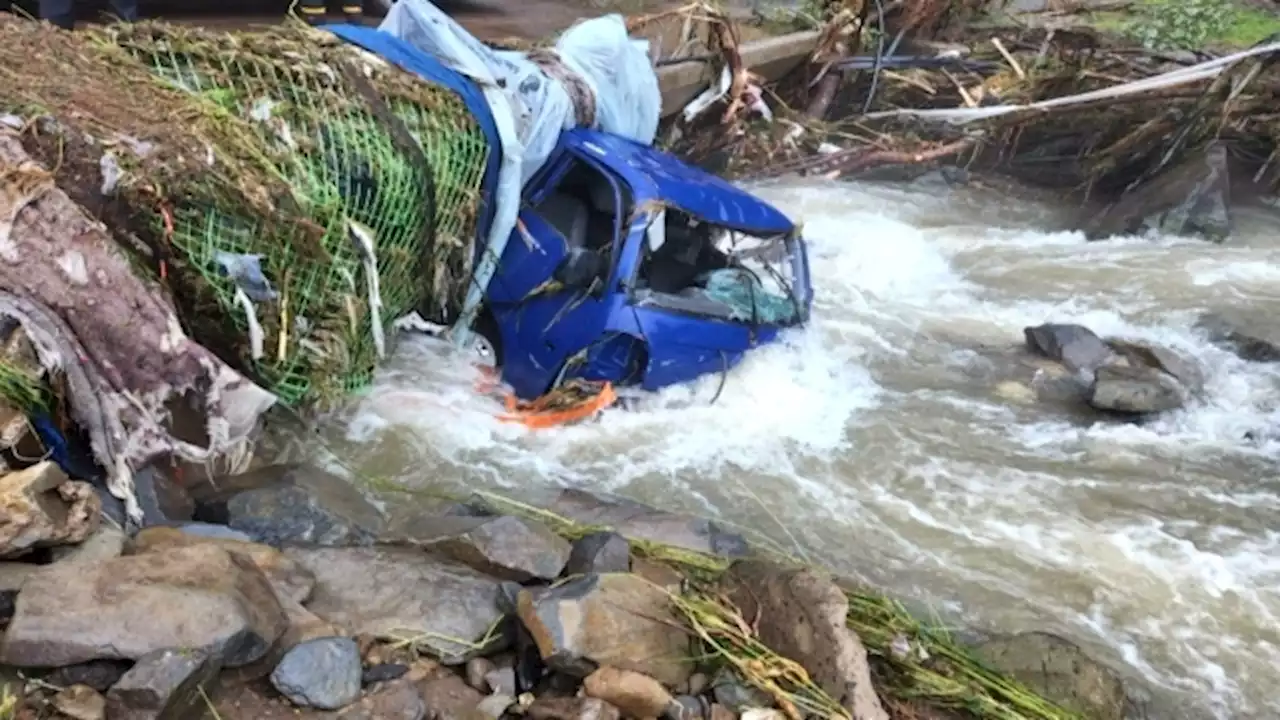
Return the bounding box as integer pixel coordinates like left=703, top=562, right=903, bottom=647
left=378, top=0, right=661, bottom=344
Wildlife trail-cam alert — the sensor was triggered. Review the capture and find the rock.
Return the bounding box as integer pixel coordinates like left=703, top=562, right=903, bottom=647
left=1197, top=309, right=1280, bottom=362
left=104, top=646, right=221, bottom=720
left=583, top=667, right=673, bottom=719
left=973, top=632, right=1126, bottom=720
left=415, top=666, right=486, bottom=720
left=47, top=659, right=133, bottom=692
left=1086, top=141, right=1231, bottom=242
left=721, top=561, right=888, bottom=720
left=1106, top=339, right=1205, bottom=395
left=130, top=526, right=315, bottom=604
left=362, top=662, right=409, bottom=686
left=172, top=522, right=254, bottom=542
left=195, top=464, right=385, bottom=547
left=337, top=677, right=426, bottom=720
left=710, top=669, right=774, bottom=712
left=0, top=561, right=35, bottom=621
left=708, top=705, right=735, bottom=720
left=48, top=524, right=126, bottom=566
left=630, top=557, right=684, bottom=592
left=52, top=684, right=106, bottom=720
left=483, top=666, right=516, bottom=697
left=1087, top=364, right=1185, bottom=414
left=564, top=532, right=631, bottom=576
left=0, top=544, right=287, bottom=668
left=400, top=515, right=571, bottom=582
left=686, top=672, right=710, bottom=696
left=0, top=461, right=100, bottom=558
left=544, top=489, right=749, bottom=558
left=527, top=696, right=621, bottom=720
left=131, top=465, right=195, bottom=526
left=665, top=695, right=709, bottom=720
left=284, top=546, right=506, bottom=664
left=1023, top=324, right=1113, bottom=374
left=517, top=573, right=691, bottom=688
left=465, top=657, right=496, bottom=693
left=475, top=693, right=516, bottom=720
left=740, top=711, right=786, bottom=720
left=270, top=636, right=362, bottom=710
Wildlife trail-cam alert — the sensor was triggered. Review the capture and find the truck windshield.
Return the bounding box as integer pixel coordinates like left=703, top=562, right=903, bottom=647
left=632, top=208, right=802, bottom=326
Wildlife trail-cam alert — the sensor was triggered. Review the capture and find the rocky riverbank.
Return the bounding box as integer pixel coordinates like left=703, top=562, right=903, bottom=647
left=0, top=461, right=1138, bottom=720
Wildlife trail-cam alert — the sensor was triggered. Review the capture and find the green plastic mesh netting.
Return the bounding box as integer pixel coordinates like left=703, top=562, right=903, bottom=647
left=0, top=18, right=490, bottom=411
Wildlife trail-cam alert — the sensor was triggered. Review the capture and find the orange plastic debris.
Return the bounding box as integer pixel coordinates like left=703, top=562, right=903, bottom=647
left=497, top=379, right=617, bottom=430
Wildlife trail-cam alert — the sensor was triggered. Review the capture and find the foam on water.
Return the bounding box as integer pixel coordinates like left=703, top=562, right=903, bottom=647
left=322, top=175, right=1280, bottom=719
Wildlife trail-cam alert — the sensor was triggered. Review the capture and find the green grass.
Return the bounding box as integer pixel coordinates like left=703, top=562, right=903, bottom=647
left=1088, top=0, right=1280, bottom=50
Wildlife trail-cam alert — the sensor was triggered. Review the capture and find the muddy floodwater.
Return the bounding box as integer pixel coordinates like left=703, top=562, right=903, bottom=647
left=285, top=176, right=1280, bottom=720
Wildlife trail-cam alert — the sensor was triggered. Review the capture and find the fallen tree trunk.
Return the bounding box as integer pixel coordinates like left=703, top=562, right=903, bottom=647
left=0, top=129, right=275, bottom=521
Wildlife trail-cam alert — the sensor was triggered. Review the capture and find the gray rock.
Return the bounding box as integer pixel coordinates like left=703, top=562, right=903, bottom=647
left=721, top=560, right=888, bottom=720
left=0, top=562, right=35, bottom=622
left=400, top=515, right=571, bottom=582
left=1197, top=309, right=1280, bottom=363
left=47, top=659, right=133, bottom=692
left=710, top=668, right=775, bottom=711
left=104, top=647, right=221, bottom=720
left=516, top=573, right=692, bottom=688
left=484, top=666, right=517, bottom=697
left=196, top=464, right=384, bottom=547
left=544, top=488, right=749, bottom=558
left=1106, top=339, right=1205, bottom=396
left=284, top=545, right=506, bottom=664
left=665, top=695, right=710, bottom=720
left=1087, top=141, right=1231, bottom=242
left=1088, top=364, right=1185, bottom=414
left=0, top=461, right=100, bottom=558
left=1023, top=324, right=1114, bottom=374
left=174, top=523, right=253, bottom=542
left=130, top=526, right=315, bottom=605
left=564, top=531, right=631, bottom=576
left=475, top=693, right=516, bottom=720
left=465, top=656, right=496, bottom=692
left=0, top=545, right=287, bottom=668
left=270, top=636, right=362, bottom=710
left=49, top=524, right=126, bottom=565
left=973, top=632, right=1126, bottom=720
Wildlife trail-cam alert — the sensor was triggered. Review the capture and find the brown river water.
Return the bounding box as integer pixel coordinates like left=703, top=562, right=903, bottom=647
left=279, top=176, right=1280, bottom=719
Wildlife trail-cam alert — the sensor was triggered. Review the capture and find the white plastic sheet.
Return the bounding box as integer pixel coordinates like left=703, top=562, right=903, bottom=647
left=378, top=0, right=661, bottom=345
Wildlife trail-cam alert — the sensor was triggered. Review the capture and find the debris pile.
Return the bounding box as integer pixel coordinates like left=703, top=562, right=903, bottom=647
left=657, top=1, right=1280, bottom=240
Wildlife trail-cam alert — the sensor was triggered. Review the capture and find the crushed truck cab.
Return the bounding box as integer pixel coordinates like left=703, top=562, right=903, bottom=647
left=484, top=130, right=812, bottom=400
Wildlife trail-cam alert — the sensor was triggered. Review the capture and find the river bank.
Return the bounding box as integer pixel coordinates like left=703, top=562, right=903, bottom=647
left=1, top=460, right=1134, bottom=720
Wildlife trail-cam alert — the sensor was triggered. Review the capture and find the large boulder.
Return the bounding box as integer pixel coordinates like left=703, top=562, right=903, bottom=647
left=543, top=488, right=749, bottom=557
left=516, top=573, right=692, bottom=688
left=1023, top=324, right=1114, bottom=374
left=0, top=544, right=287, bottom=668
left=284, top=545, right=506, bottom=664
left=0, top=461, right=100, bottom=558
left=195, top=464, right=385, bottom=547
left=1087, top=364, right=1185, bottom=414
left=1086, top=142, right=1232, bottom=242
left=394, top=515, right=571, bottom=582
left=1197, top=309, right=1280, bottom=362
left=130, top=526, right=315, bottom=604
left=972, top=632, right=1127, bottom=720
left=721, top=560, right=888, bottom=720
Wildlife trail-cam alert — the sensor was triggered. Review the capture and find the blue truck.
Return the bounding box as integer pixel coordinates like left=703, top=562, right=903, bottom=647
left=334, top=24, right=813, bottom=402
